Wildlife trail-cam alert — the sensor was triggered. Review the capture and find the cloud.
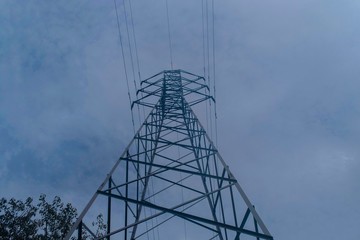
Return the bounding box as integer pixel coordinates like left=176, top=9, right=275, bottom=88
left=1, top=0, right=360, bottom=239
left=0, top=1, right=132, bottom=197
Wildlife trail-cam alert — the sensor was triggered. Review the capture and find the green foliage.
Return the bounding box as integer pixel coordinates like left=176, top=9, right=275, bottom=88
left=37, top=194, right=77, bottom=239
left=0, top=197, right=37, bottom=239
left=0, top=195, right=106, bottom=240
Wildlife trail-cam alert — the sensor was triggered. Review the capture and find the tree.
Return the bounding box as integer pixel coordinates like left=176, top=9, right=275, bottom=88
left=37, top=194, right=77, bottom=239
left=0, top=197, right=37, bottom=239
left=0, top=195, right=106, bottom=240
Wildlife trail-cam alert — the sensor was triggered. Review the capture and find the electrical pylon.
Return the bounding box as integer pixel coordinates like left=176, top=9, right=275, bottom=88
left=65, top=70, right=273, bottom=240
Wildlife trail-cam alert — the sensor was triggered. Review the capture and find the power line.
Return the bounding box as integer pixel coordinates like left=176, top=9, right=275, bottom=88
left=212, top=0, right=218, bottom=146
left=122, top=0, right=142, bottom=127
left=201, top=0, right=206, bottom=78
left=206, top=0, right=213, bottom=139
left=128, top=0, right=146, bottom=122
left=128, top=0, right=142, bottom=83
left=201, top=0, right=210, bottom=132
left=113, top=0, right=136, bottom=134
left=122, top=0, right=136, bottom=92
left=165, top=0, right=174, bottom=70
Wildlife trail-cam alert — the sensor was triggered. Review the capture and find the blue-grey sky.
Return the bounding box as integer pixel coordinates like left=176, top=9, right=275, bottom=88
left=1, top=0, right=360, bottom=239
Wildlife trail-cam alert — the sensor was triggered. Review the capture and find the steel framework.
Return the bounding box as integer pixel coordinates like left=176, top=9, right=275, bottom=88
left=65, top=70, right=273, bottom=240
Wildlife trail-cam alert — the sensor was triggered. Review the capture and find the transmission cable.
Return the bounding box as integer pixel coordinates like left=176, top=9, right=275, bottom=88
left=113, top=0, right=136, bottom=134
left=128, top=0, right=142, bottom=83
left=212, top=0, right=218, bottom=146
left=206, top=0, right=214, bottom=140
left=165, top=0, right=174, bottom=70
left=201, top=0, right=210, bottom=133
left=128, top=0, right=146, bottom=121
left=122, top=0, right=142, bottom=127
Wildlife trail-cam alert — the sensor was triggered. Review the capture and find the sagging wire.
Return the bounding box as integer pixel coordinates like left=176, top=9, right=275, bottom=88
left=206, top=0, right=214, bottom=140
left=202, top=0, right=210, bottom=134
left=165, top=0, right=174, bottom=70
left=212, top=0, right=218, bottom=147
left=203, top=0, right=218, bottom=147
left=122, top=0, right=143, bottom=127
left=128, top=0, right=146, bottom=121
left=113, top=0, right=136, bottom=135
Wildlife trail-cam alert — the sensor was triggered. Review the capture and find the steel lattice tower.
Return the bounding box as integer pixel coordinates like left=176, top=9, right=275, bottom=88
left=65, top=70, right=273, bottom=240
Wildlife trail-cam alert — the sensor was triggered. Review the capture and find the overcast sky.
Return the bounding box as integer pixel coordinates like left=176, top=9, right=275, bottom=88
left=1, top=0, right=360, bottom=239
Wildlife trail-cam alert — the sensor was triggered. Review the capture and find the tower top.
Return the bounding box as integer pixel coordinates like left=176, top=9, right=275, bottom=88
left=132, top=69, right=214, bottom=110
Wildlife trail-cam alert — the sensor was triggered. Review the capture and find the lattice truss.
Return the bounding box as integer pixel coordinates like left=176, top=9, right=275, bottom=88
left=65, top=70, right=273, bottom=240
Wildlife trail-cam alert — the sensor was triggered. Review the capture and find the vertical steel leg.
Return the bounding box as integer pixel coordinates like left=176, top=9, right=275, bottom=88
left=78, top=221, right=82, bottom=240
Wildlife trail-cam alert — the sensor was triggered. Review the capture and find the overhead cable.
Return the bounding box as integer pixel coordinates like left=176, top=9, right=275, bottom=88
left=128, top=0, right=146, bottom=122
left=206, top=0, right=213, bottom=139
left=201, top=0, right=210, bottom=132
left=113, top=0, right=136, bottom=134
left=165, top=0, right=174, bottom=70
left=212, top=0, right=218, bottom=146
left=122, top=0, right=142, bottom=126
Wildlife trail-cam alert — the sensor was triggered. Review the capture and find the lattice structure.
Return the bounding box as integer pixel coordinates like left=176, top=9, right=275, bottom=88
left=65, top=70, right=273, bottom=240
